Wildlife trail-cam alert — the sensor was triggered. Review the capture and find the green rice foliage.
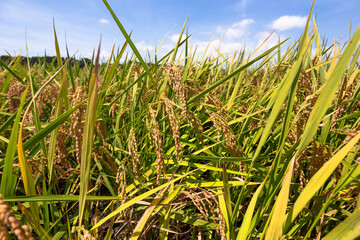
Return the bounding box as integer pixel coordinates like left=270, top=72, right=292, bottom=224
left=0, top=0, right=360, bottom=239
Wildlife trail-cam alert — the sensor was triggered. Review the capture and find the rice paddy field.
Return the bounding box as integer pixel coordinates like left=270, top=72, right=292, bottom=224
left=1, top=1, right=360, bottom=239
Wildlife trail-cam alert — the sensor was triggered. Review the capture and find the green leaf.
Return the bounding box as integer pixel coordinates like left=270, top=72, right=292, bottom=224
left=18, top=92, right=40, bottom=226
left=284, top=131, right=360, bottom=232
left=78, top=42, right=101, bottom=227
left=187, top=38, right=288, bottom=105
left=130, top=188, right=167, bottom=239
left=0, top=86, right=28, bottom=197
left=23, top=100, right=85, bottom=151
left=322, top=207, right=360, bottom=240
left=90, top=166, right=204, bottom=231
left=297, top=24, right=360, bottom=154
left=48, top=21, right=70, bottom=182
left=103, top=0, right=156, bottom=85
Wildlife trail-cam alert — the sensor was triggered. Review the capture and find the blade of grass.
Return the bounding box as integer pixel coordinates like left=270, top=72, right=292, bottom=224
left=170, top=17, right=188, bottom=63
left=187, top=38, right=288, bottom=104
left=284, top=131, right=360, bottom=232
left=18, top=202, right=51, bottom=240
left=297, top=24, right=360, bottom=154
left=217, top=188, right=232, bottom=239
left=48, top=20, right=70, bottom=182
left=303, top=158, right=360, bottom=239
left=222, top=160, right=232, bottom=217
left=0, top=57, right=25, bottom=84
left=241, top=3, right=314, bottom=238
left=130, top=188, right=167, bottom=239
left=236, top=182, right=264, bottom=240
left=18, top=89, right=40, bottom=225
left=90, top=165, right=207, bottom=231
left=3, top=195, right=138, bottom=203
left=4, top=51, right=29, bottom=82
left=78, top=41, right=101, bottom=227
left=0, top=97, right=31, bottom=133
left=23, top=100, right=85, bottom=151
left=263, top=156, right=295, bottom=239
left=103, top=0, right=156, bottom=85
left=0, top=86, right=28, bottom=197
left=25, top=29, right=48, bottom=160
left=322, top=206, right=360, bottom=240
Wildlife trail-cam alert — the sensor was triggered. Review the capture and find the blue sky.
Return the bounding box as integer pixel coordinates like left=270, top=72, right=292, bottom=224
left=0, top=0, right=359, bottom=60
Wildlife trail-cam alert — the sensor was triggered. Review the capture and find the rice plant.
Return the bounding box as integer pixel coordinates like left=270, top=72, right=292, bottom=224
left=0, top=0, right=360, bottom=239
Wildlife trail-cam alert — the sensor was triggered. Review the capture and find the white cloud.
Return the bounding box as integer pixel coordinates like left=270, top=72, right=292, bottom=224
left=100, top=50, right=110, bottom=59
left=214, top=40, right=245, bottom=54
left=170, top=34, right=179, bottom=43
left=271, top=16, right=307, bottom=31
left=185, top=38, right=245, bottom=57
left=161, top=43, right=174, bottom=51
left=254, top=31, right=285, bottom=51
left=99, top=18, right=109, bottom=24
left=217, top=19, right=255, bottom=39
left=158, top=18, right=293, bottom=60
left=136, top=41, right=155, bottom=51
left=157, top=19, right=285, bottom=60
left=169, top=34, right=186, bottom=43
